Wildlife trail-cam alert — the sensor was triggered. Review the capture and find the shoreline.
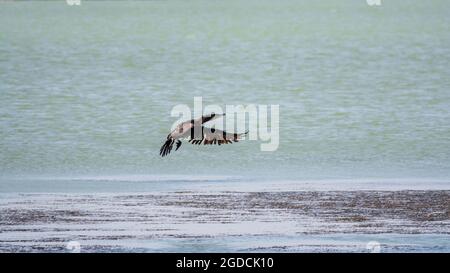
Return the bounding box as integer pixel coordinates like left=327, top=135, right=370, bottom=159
left=1, top=176, right=450, bottom=193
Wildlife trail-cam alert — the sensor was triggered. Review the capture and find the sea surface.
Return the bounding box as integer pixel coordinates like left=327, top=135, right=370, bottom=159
left=1, top=0, right=450, bottom=180
left=0, top=0, right=449, bottom=252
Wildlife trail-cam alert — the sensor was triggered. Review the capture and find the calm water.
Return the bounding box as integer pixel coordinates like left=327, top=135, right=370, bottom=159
left=1, top=1, right=450, bottom=188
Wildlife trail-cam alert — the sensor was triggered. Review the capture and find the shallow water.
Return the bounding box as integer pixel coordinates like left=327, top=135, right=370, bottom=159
left=1, top=190, right=449, bottom=252
left=1, top=0, right=450, bottom=181
left=1, top=176, right=450, bottom=193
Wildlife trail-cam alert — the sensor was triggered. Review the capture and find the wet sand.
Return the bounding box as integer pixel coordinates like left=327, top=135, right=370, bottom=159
left=0, top=190, right=449, bottom=252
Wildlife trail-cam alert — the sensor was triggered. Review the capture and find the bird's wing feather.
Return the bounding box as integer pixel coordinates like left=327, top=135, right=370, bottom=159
left=188, top=127, right=247, bottom=145
left=160, top=138, right=174, bottom=157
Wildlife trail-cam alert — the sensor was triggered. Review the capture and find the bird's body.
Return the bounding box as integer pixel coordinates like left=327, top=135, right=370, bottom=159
left=160, top=113, right=247, bottom=157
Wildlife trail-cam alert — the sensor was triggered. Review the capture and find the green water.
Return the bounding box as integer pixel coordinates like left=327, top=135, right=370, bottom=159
left=1, top=0, right=450, bottom=180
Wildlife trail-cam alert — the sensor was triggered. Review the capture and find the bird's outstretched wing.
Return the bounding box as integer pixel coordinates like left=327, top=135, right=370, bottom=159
left=189, top=127, right=248, bottom=145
